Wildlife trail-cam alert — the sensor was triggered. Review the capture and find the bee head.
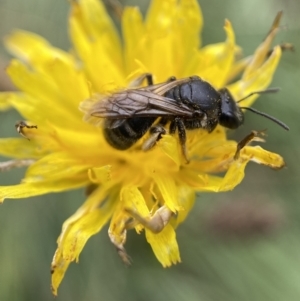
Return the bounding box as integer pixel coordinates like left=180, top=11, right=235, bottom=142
left=218, top=87, right=289, bottom=131
left=218, top=88, right=244, bottom=129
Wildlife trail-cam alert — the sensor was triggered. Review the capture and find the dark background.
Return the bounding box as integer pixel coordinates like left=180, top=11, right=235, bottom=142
left=0, top=1, right=299, bottom=300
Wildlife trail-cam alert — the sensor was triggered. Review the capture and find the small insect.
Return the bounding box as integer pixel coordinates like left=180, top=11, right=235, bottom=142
left=81, top=74, right=289, bottom=162
left=15, top=121, right=37, bottom=140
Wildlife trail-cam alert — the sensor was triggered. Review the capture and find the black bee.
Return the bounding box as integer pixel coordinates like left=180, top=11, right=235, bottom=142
left=81, top=74, right=289, bottom=162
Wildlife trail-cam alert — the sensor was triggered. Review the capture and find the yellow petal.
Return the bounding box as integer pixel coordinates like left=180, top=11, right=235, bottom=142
left=188, top=162, right=242, bottom=194
left=0, top=138, right=45, bottom=159
left=217, top=159, right=248, bottom=191
left=189, top=20, right=236, bottom=87
left=226, top=55, right=252, bottom=83
left=0, top=92, right=13, bottom=111
left=51, top=185, right=117, bottom=295
left=122, top=186, right=149, bottom=216
left=145, top=0, right=178, bottom=78
left=122, top=7, right=146, bottom=74
left=228, top=46, right=282, bottom=107
left=188, top=127, right=227, bottom=158
left=154, top=175, right=181, bottom=212
left=38, top=56, right=90, bottom=108
left=107, top=187, right=138, bottom=258
left=176, top=0, right=204, bottom=75
left=177, top=0, right=203, bottom=49
left=50, top=254, right=70, bottom=297
left=6, top=61, right=86, bottom=127
left=4, top=30, right=71, bottom=68
left=146, top=224, right=181, bottom=267
left=121, top=186, right=150, bottom=233
left=0, top=178, right=87, bottom=203
left=76, top=0, right=121, bottom=59
left=177, top=167, right=209, bottom=188
left=42, top=123, right=106, bottom=161
left=69, top=0, right=124, bottom=91
left=242, top=145, right=285, bottom=169
left=158, top=135, right=181, bottom=168
left=88, top=165, right=112, bottom=183
left=24, top=152, right=89, bottom=181
left=243, top=16, right=281, bottom=79
left=174, top=186, right=195, bottom=226
left=108, top=209, right=128, bottom=252
left=144, top=0, right=203, bottom=79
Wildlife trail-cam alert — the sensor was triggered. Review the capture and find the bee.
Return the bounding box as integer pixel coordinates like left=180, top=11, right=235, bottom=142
left=80, top=74, right=289, bottom=162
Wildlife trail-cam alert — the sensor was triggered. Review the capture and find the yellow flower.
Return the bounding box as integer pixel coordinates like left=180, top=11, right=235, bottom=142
left=0, top=0, right=287, bottom=296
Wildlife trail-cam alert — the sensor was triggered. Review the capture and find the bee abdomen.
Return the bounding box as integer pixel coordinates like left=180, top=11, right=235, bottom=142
left=104, top=117, right=156, bottom=150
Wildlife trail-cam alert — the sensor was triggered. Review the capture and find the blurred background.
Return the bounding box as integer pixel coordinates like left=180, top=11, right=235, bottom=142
left=0, top=0, right=299, bottom=300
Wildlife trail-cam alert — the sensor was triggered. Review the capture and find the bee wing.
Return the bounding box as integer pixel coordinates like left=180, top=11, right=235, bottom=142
left=80, top=76, right=198, bottom=128
left=138, top=76, right=196, bottom=94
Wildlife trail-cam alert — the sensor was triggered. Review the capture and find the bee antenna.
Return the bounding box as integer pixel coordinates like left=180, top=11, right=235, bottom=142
left=237, top=88, right=281, bottom=103
left=240, top=106, right=289, bottom=130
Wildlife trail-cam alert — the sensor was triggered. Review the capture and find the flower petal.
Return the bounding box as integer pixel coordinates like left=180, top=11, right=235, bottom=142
left=158, top=135, right=181, bottom=168
left=242, top=145, right=285, bottom=169
left=4, top=30, right=71, bottom=67
left=0, top=152, right=92, bottom=203
left=243, top=21, right=280, bottom=79
left=145, top=224, right=181, bottom=267
left=121, top=186, right=150, bottom=233
left=226, top=56, right=252, bottom=83
left=188, top=20, right=236, bottom=87
left=122, top=186, right=149, bottom=216
left=145, top=0, right=180, bottom=78
left=217, top=159, right=248, bottom=191
left=154, top=175, right=181, bottom=212
left=228, top=46, right=282, bottom=107
left=0, top=92, right=13, bottom=111
left=178, top=0, right=203, bottom=49
left=122, top=7, right=146, bottom=74
left=0, top=178, right=86, bottom=203
left=6, top=61, right=88, bottom=128
left=196, top=163, right=246, bottom=193
left=0, top=138, right=45, bottom=159
left=174, top=186, right=195, bottom=226
left=24, top=152, right=89, bottom=181
left=88, top=165, right=112, bottom=183
left=107, top=186, right=147, bottom=262
left=69, top=0, right=124, bottom=91
left=144, top=0, right=202, bottom=80
left=51, top=185, right=117, bottom=295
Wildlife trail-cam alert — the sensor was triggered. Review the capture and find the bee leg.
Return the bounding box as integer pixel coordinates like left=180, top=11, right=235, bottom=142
left=124, top=205, right=173, bottom=234
left=142, top=116, right=170, bottom=151
left=129, top=74, right=175, bottom=88
left=234, top=130, right=265, bottom=160
left=142, top=125, right=166, bottom=151
left=145, top=73, right=154, bottom=86
left=170, top=117, right=189, bottom=163
left=146, top=74, right=177, bottom=85
left=128, top=73, right=154, bottom=88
